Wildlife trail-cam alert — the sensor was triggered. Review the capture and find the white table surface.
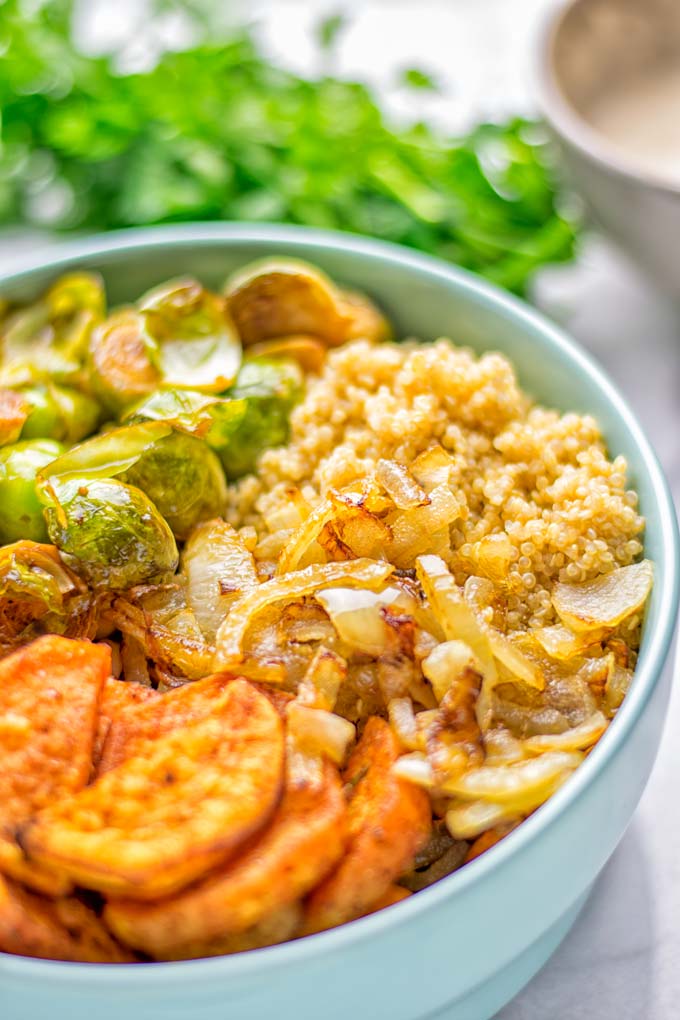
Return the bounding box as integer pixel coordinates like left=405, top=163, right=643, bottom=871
left=2, top=2, right=678, bottom=1017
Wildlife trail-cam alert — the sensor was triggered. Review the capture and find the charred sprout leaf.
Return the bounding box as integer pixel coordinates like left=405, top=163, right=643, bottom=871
left=39, top=422, right=172, bottom=486
left=0, top=540, right=93, bottom=652
left=123, top=431, right=228, bottom=540
left=17, top=383, right=101, bottom=443
left=139, top=277, right=241, bottom=391
left=124, top=388, right=248, bottom=445
left=0, top=439, right=64, bottom=544
left=40, top=477, right=179, bottom=590
left=88, top=310, right=161, bottom=414
left=219, top=357, right=303, bottom=479
left=0, top=274, right=105, bottom=387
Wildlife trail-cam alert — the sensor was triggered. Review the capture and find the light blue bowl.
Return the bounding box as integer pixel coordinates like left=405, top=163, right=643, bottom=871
left=1, top=225, right=678, bottom=1020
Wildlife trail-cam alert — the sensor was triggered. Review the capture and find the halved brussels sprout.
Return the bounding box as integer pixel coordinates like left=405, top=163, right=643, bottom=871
left=123, top=431, right=228, bottom=540
left=88, top=309, right=161, bottom=414
left=17, top=383, right=101, bottom=443
left=126, top=358, right=303, bottom=481
left=39, top=420, right=227, bottom=540
left=219, top=357, right=303, bottom=479
left=0, top=273, right=105, bottom=387
left=0, top=439, right=64, bottom=544
left=139, top=277, right=241, bottom=391
left=0, top=540, right=93, bottom=652
left=225, top=259, right=390, bottom=349
left=40, top=477, right=179, bottom=590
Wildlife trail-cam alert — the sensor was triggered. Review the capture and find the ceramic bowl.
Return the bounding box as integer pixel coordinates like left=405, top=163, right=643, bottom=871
left=1, top=224, right=677, bottom=1020
left=537, top=0, right=680, bottom=297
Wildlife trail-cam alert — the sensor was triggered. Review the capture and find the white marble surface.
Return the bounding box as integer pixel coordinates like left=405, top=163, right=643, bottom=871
left=2, top=2, right=679, bottom=1017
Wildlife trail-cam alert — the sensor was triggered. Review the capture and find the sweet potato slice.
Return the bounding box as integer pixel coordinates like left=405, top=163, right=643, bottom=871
left=22, top=680, right=284, bottom=900
left=95, top=673, right=230, bottom=775
left=0, top=874, right=135, bottom=963
left=0, top=635, right=110, bottom=895
left=93, top=677, right=160, bottom=767
left=164, top=903, right=303, bottom=961
left=302, top=716, right=431, bottom=934
left=97, top=673, right=290, bottom=775
left=105, top=761, right=346, bottom=958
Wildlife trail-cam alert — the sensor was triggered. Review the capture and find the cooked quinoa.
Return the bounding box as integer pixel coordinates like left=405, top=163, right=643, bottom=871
left=228, top=338, right=644, bottom=630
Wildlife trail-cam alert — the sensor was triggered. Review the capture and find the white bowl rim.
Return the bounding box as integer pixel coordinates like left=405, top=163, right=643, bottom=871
left=535, top=0, right=680, bottom=198
left=0, top=221, right=677, bottom=983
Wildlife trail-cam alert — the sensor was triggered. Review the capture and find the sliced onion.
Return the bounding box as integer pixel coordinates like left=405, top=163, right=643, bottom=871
left=446, top=799, right=521, bottom=840
left=552, top=559, right=653, bottom=632
left=470, top=533, right=513, bottom=583
left=446, top=800, right=523, bottom=840
left=421, top=639, right=479, bottom=702
left=297, top=645, right=347, bottom=711
left=314, top=585, right=408, bottom=656
left=604, top=657, right=634, bottom=716
left=286, top=702, right=355, bottom=765
left=416, top=555, right=497, bottom=729
left=410, top=445, right=456, bottom=492
left=483, top=727, right=526, bottom=765
left=277, top=498, right=337, bottom=573
left=389, top=484, right=462, bottom=567
left=524, top=711, right=608, bottom=754
left=388, top=697, right=420, bottom=751
left=532, top=622, right=608, bottom=661
left=485, top=630, right=545, bottom=690
left=182, top=518, right=259, bottom=641
left=214, top=558, right=394, bottom=666
left=441, top=750, right=582, bottom=804
left=392, top=751, right=435, bottom=789
left=374, top=458, right=430, bottom=510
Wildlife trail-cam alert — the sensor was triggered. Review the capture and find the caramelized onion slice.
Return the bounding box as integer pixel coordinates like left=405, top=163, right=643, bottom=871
left=552, top=560, right=653, bottom=633
left=214, top=559, right=394, bottom=667
left=441, top=750, right=582, bottom=803
left=523, top=712, right=608, bottom=754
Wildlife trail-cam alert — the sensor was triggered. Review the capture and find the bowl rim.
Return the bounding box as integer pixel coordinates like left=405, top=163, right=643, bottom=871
left=535, top=0, right=680, bottom=198
left=0, top=222, right=678, bottom=983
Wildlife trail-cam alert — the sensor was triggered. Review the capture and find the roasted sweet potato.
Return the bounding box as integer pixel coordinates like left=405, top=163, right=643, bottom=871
left=105, top=761, right=346, bottom=958
left=96, top=672, right=232, bottom=774
left=22, top=680, right=284, bottom=899
left=0, top=635, right=110, bottom=895
left=302, top=716, right=431, bottom=934
left=162, top=903, right=303, bottom=961
left=97, top=673, right=291, bottom=775
left=0, top=874, right=135, bottom=962
left=93, top=677, right=160, bottom=768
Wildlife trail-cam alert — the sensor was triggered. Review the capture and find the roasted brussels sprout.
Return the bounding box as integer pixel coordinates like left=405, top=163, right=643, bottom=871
left=224, top=258, right=389, bottom=347
left=124, top=388, right=247, bottom=445
left=39, top=420, right=228, bottom=540
left=0, top=273, right=105, bottom=387
left=0, top=439, right=64, bottom=544
left=0, top=540, right=94, bottom=653
left=123, top=431, right=228, bottom=540
left=17, top=383, right=101, bottom=443
left=125, top=358, right=302, bottom=481
left=139, top=277, right=241, bottom=391
left=220, top=357, right=303, bottom=479
left=88, top=309, right=161, bottom=414
left=225, top=258, right=349, bottom=346
left=40, top=477, right=179, bottom=590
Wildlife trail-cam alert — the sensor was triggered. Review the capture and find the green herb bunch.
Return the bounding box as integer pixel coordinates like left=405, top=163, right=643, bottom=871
left=0, top=0, right=578, bottom=293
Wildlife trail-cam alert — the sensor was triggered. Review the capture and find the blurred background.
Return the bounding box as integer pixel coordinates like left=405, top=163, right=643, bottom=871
left=1, top=1, right=678, bottom=1016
